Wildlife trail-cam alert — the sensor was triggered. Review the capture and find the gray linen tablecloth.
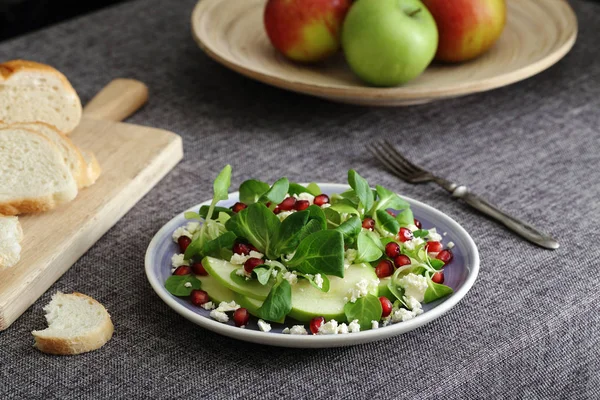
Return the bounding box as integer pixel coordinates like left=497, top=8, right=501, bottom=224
left=1, top=0, right=599, bottom=398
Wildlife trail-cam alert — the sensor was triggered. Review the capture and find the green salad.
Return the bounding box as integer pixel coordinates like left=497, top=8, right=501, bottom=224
left=165, top=165, right=455, bottom=334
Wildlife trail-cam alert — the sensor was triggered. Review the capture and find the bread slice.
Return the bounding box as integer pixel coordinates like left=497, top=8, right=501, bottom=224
left=0, top=122, right=101, bottom=188
left=0, top=60, right=82, bottom=134
left=0, top=121, right=87, bottom=187
left=32, top=292, right=114, bottom=355
left=0, top=215, right=23, bottom=269
left=0, top=128, right=78, bottom=215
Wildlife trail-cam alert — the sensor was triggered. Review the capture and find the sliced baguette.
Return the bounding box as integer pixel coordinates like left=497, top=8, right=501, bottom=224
left=0, top=60, right=82, bottom=134
left=0, top=215, right=23, bottom=269
left=0, top=121, right=89, bottom=187
left=0, top=122, right=101, bottom=188
left=32, top=292, right=114, bottom=355
left=0, top=127, right=78, bottom=215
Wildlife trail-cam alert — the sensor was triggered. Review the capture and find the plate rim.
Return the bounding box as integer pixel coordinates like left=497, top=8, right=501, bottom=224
left=145, top=183, right=480, bottom=348
left=191, top=0, right=578, bottom=104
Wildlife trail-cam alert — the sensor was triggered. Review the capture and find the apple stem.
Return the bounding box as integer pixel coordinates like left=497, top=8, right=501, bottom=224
left=407, top=8, right=422, bottom=17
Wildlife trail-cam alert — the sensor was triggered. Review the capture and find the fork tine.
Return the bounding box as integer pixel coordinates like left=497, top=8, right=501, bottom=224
left=381, top=140, right=427, bottom=175
left=369, top=143, right=413, bottom=180
left=372, top=141, right=416, bottom=177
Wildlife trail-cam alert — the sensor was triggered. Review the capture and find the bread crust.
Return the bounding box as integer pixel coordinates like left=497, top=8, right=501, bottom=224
left=0, top=60, right=78, bottom=98
left=0, top=60, right=82, bottom=134
left=32, top=292, right=114, bottom=356
left=0, top=122, right=88, bottom=187
left=0, top=128, right=78, bottom=215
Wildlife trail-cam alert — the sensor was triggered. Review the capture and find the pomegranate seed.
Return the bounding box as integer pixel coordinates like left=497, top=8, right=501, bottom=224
left=244, top=257, right=263, bottom=273
left=191, top=262, right=208, bottom=276
left=177, top=236, right=191, bottom=253
left=375, top=260, right=394, bottom=278
left=190, top=289, right=210, bottom=306
left=295, top=200, right=310, bottom=211
left=379, top=296, right=393, bottom=318
left=278, top=197, right=296, bottom=211
left=436, top=249, right=453, bottom=264
left=173, top=266, right=191, bottom=276
left=248, top=244, right=259, bottom=253
left=385, top=242, right=401, bottom=258
left=233, top=308, right=250, bottom=327
left=386, top=210, right=397, bottom=217
left=231, top=202, right=247, bottom=213
left=273, top=207, right=281, bottom=215
left=233, top=243, right=251, bottom=255
left=432, top=271, right=444, bottom=284
left=313, top=194, right=330, bottom=206
left=426, top=241, right=443, bottom=253
left=309, top=316, right=325, bottom=334
left=393, top=254, right=411, bottom=268
left=398, top=227, right=413, bottom=242
left=362, top=217, right=375, bottom=230
left=414, top=218, right=422, bottom=229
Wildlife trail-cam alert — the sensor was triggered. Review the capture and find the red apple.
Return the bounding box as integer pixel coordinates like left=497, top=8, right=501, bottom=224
left=264, top=0, right=351, bottom=63
left=422, top=0, right=506, bottom=63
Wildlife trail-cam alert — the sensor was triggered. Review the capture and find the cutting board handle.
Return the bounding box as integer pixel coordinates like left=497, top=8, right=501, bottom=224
left=83, top=79, right=149, bottom=122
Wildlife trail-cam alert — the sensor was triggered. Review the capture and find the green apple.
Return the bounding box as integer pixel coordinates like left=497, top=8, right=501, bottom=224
left=342, top=0, right=439, bottom=86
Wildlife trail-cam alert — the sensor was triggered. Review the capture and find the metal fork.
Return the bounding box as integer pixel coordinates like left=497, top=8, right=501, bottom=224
left=369, top=140, right=559, bottom=250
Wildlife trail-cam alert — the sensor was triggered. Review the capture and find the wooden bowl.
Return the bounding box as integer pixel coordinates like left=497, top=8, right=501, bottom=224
left=191, top=0, right=578, bottom=106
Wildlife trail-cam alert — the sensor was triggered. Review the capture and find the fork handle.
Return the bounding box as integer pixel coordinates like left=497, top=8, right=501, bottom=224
left=451, top=186, right=559, bottom=249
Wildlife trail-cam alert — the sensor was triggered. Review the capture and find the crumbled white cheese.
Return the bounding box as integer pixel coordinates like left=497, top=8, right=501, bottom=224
left=317, top=319, right=338, bottom=335
left=235, top=268, right=250, bottom=278
left=171, top=254, right=189, bottom=268
left=403, top=237, right=425, bottom=251
left=209, top=310, right=229, bottom=323
left=277, top=211, right=295, bottom=221
left=294, top=193, right=315, bottom=204
left=172, top=227, right=192, bottom=243
left=406, top=224, right=419, bottom=232
left=447, top=241, right=455, bottom=249
left=271, top=268, right=278, bottom=278
left=184, top=282, right=192, bottom=288
left=391, top=308, right=416, bottom=323
left=371, top=321, right=379, bottom=330
left=443, top=232, right=447, bottom=236
left=282, top=327, right=291, bottom=334
left=348, top=319, right=361, bottom=333
left=398, top=273, right=429, bottom=302
left=289, top=325, right=308, bottom=335
left=257, top=319, right=272, bottom=332
left=201, top=301, right=215, bottom=310
left=283, top=271, right=298, bottom=285
left=427, top=228, right=443, bottom=242
left=344, top=248, right=358, bottom=269
left=402, top=295, right=424, bottom=315
left=283, top=252, right=296, bottom=262
left=345, top=279, right=380, bottom=303
left=337, top=323, right=349, bottom=334
left=185, top=222, right=201, bottom=234
left=216, top=301, right=240, bottom=312
left=231, top=250, right=264, bottom=265
left=230, top=253, right=250, bottom=265
left=249, top=250, right=264, bottom=259
left=320, top=203, right=331, bottom=209
left=382, top=317, right=391, bottom=327
left=314, top=274, right=324, bottom=289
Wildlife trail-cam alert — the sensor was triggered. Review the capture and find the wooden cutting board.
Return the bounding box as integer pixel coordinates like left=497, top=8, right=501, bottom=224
left=0, top=79, right=183, bottom=330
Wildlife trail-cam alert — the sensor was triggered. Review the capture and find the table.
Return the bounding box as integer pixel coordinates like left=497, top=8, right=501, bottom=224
left=1, top=0, right=599, bottom=398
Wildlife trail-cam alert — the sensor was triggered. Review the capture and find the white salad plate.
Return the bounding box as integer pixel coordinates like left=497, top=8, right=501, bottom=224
left=145, top=184, right=480, bottom=348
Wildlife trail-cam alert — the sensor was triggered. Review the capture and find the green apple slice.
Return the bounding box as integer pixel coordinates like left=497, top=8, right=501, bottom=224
left=197, top=274, right=236, bottom=304
left=202, top=256, right=273, bottom=299
left=233, top=293, right=285, bottom=324
left=288, top=263, right=379, bottom=322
